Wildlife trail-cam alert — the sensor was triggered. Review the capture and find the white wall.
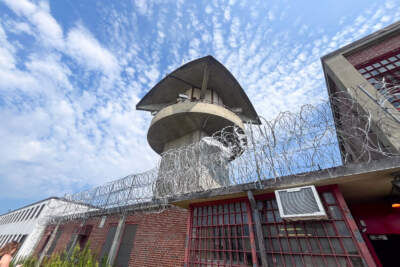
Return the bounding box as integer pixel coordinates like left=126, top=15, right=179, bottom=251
left=0, top=198, right=93, bottom=259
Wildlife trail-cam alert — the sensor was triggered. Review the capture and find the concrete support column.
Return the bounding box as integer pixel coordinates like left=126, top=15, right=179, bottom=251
left=247, top=191, right=269, bottom=267
left=324, top=54, right=400, bottom=151
left=106, top=214, right=126, bottom=266
left=36, top=222, right=60, bottom=267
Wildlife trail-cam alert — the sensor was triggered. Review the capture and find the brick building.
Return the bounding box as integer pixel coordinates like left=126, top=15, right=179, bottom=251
left=32, top=22, right=400, bottom=267
left=34, top=207, right=188, bottom=267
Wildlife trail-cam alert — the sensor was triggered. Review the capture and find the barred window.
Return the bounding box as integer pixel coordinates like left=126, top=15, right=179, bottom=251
left=187, top=189, right=367, bottom=267
left=258, top=192, right=364, bottom=266
left=188, top=201, right=255, bottom=266
left=356, top=50, right=400, bottom=111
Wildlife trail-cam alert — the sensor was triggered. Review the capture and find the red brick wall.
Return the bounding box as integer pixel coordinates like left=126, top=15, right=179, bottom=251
left=34, top=207, right=188, bottom=267
left=127, top=207, right=187, bottom=267
left=346, top=33, right=400, bottom=66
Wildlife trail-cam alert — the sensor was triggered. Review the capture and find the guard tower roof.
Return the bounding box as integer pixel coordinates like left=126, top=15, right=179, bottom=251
left=136, top=55, right=261, bottom=124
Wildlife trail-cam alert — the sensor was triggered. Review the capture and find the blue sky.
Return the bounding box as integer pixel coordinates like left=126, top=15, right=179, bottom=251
left=0, top=0, right=399, bottom=213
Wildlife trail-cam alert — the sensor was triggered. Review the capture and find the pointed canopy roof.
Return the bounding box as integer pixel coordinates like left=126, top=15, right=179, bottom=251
left=136, top=55, right=260, bottom=124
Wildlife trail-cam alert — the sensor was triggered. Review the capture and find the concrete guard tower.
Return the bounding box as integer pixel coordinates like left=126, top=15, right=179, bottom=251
left=137, top=56, right=260, bottom=197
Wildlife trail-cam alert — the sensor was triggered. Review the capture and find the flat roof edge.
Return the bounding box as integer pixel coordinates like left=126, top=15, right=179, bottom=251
left=169, top=156, right=400, bottom=207
left=0, top=197, right=60, bottom=217
left=321, top=21, right=400, bottom=61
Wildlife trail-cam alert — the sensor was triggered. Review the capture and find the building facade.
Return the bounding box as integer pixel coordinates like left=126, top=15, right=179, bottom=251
left=33, top=207, right=188, bottom=267
left=321, top=21, right=400, bottom=164
left=320, top=21, right=400, bottom=267
left=26, top=22, right=400, bottom=267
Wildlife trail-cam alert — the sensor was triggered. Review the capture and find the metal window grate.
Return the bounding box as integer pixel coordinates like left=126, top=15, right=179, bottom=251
left=356, top=50, right=400, bottom=111
left=259, top=191, right=365, bottom=266
left=187, top=189, right=368, bottom=267
left=188, top=201, right=256, bottom=266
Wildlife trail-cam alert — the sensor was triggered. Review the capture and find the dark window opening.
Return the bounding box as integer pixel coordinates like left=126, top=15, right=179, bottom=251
left=78, top=225, right=93, bottom=249
left=46, top=227, right=63, bottom=256
left=369, top=234, right=400, bottom=267
left=39, top=235, right=51, bottom=256
left=114, top=224, right=137, bottom=267
left=99, top=225, right=117, bottom=262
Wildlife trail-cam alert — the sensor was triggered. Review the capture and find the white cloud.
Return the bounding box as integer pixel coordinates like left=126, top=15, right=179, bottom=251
left=205, top=5, right=213, bottom=14
left=66, top=25, right=119, bottom=75
left=224, top=8, right=231, bottom=21
left=134, top=0, right=150, bottom=16
left=2, top=0, right=36, bottom=16
left=268, top=10, right=275, bottom=21
left=0, top=0, right=400, bottom=206
left=0, top=26, right=16, bottom=70
left=9, top=22, right=33, bottom=35
left=3, top=0, right=63, bottom=48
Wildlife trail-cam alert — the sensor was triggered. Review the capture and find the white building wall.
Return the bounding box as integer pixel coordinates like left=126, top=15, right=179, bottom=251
left=0, top=198, right=93, bottom=259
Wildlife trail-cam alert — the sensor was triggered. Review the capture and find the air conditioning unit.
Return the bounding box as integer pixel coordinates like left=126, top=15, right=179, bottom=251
left=275, top=185, right=327, bottom=221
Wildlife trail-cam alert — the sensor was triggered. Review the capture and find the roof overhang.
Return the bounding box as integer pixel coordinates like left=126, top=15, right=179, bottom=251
left=321, top=21, right=400, bottom=63
left=136, top=55, right=261, bottom=124
left=169, top=157, right=400, bottom=208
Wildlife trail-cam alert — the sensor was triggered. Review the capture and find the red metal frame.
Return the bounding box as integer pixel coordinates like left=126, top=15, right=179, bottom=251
left=332, top=186, right=376, bottom=267
left=349, top=201, right=400, bottom=267
left=355, top=49, right=400, bottom=111
left=256, top=188, right=366, bottom=266
left=185, top=185, right=375, bottom=267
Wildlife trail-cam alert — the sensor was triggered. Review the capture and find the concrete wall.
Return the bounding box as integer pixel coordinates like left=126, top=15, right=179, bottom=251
left=184, top=88, right=224, bottom=106
left=323, top=54, right=400, bottom=159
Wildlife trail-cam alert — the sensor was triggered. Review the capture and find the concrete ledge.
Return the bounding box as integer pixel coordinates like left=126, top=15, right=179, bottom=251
left=148, top=101, right=244, bottom=153
left=169, top=156, right=400, bottom=208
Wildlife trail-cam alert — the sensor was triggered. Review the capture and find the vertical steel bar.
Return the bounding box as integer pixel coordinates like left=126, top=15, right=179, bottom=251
left=333, top=186, right=376, bottom=267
